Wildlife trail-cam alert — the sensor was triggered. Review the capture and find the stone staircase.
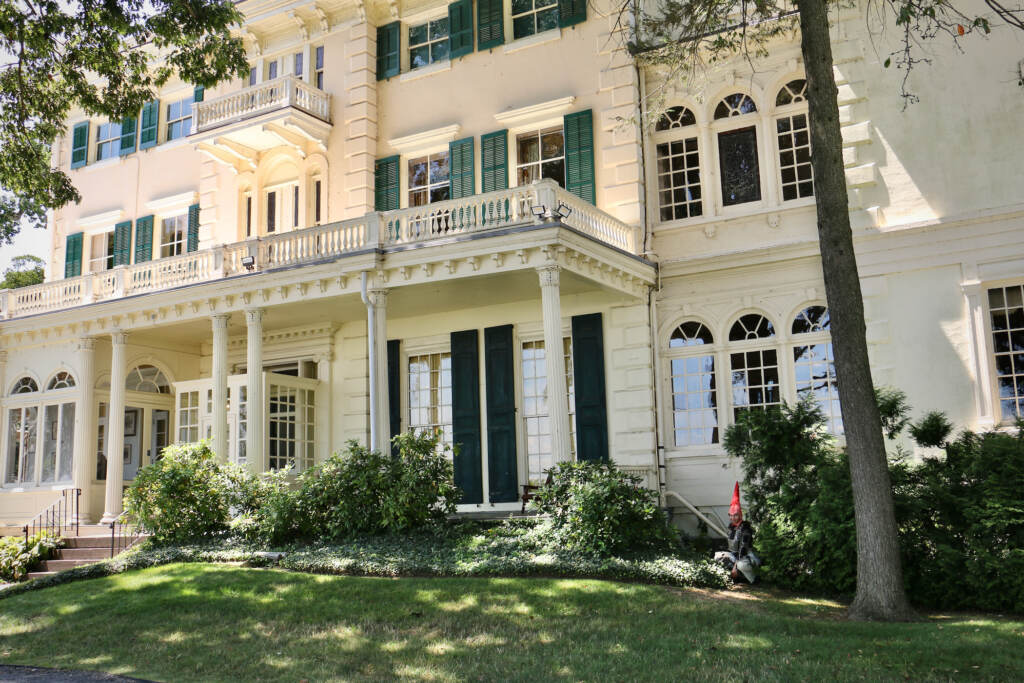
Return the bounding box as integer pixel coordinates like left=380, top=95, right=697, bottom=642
left=26, top=525, right=141, bottom=580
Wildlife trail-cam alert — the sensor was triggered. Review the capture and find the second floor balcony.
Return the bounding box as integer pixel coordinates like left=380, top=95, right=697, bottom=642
left=190, top=75, right=332, bottom=166
left=0, top=181, right=642, bottom=320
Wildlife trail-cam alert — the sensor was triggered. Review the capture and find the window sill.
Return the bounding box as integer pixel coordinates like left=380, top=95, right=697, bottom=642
left=399, top=60, right=452, bottom=83
left=75, top=156, right=123, bottom=174
left=503, top=29, right=561, bottom=55
left=653, top=197, right=817, bottom=232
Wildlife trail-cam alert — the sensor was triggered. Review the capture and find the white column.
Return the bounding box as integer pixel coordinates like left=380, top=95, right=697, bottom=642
left=366, top=288, right=390, bottom=452
left=538, top=264, right=572, bottom=462
left=211, top=314, right=230, bottom=462
left=314, top=353, right=332, bottom=464
left=72, top=338, right=96, bottom=523
left=101, top=331, right=127, bottom=523
left=245, top=309, right=265, bottom=472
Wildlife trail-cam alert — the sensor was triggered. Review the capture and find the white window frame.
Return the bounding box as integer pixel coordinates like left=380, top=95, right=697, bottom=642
left=406, top=344, right=454, bottom=453
left=773, top=79, right=814, bottom=202
left=790, top=304, right=841, bottom=435
left=983, top=280, right=1024, bottom=425
left=89, top=231, right=115, bottom=273
left=510, top=0, right=560, bottom=42
left=514, top=125, right=566, bottom=190
left=664, top=320, right=721, bottom=449
left=313, top=45, right=325, bottom=89
left=408, top=16, right=450, bottom=70
left=651, top=106, right=705, bottom=223
left=263, top=180, right=300, bottom=234
left=406, top=149, right=451, bottom=207
left=165, top=96, right=194, bottom=141
left=95, top=121, right=121, bottom=161
left=2, top=376, right=77, bottom=489
left=519, top=333, right=576, bottom=484
left=160, top=213, right=188, bottom=258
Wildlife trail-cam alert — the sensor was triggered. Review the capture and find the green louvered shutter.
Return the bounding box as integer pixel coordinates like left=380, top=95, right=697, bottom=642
left=448, top=137, right=474, bottom=199
left=374, top=156, right=400, bottom=211
left=571, top=313, right=609, bottom=462
left=564, top=109, right=595, bottom=204
left=119, top=117, right=137, bottom=156
left=480, top=130, right=508, bottom=193
left=558, top=0, right=587, bottom=28
left=388, top=339, right=401, bottom=456
left=139, top=101, right=159, bottom=149
left=64, top=232, right=83, bottom=278
left=448, top=0, right=474, bottom=59
left=376, top=22, right=400, bottom=80
left=187, top=204, right=200, bottom=252
left=70, top=122, right=89, bottom=169
left=112, top=221, right=132, bottom=267
left=485, top=324, right=518, bottom=503
left=451, top=330, right=483, bottom=503
left=193, top=85, right=205, bottom=103
left=134, top=215, right=153, bottom=263
left=477, top=0, right=504, bottom=50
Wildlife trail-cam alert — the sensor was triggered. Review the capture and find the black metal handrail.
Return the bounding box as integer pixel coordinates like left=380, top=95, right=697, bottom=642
left=108, top=510, right=143, bottom=558
left=23, top=488, right=80, bottom=545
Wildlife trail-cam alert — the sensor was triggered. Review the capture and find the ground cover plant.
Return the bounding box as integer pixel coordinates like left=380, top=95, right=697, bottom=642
left=2, top=563, right=1022, bottom=682
left=724, top=393, right=1024, bottom=612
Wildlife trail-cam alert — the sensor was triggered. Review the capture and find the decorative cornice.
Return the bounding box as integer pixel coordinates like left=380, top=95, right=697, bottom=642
left=494, top=96, right=576, bottom=128
left=387, top=124, right=461, bottom=155
left=77, top=209, right=125, bottom=230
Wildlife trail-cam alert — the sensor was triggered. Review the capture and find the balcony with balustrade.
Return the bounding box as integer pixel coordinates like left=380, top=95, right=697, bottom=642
left=0, top=181, right=646, bottom=321
left=189, top=75, right=332, bottom=171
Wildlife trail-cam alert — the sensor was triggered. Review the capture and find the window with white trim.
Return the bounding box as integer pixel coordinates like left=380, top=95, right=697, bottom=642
left=775, top=79, right=813, bottom=201
left=512, top=0, right=559, bottom=40
left=264, top=181, right=299, bottom=233
left=126, top=365, right=170, bottom=393
left=988, top=283, right=1024, bottom=421
left=4, top=374, right=75, bottom=486
left=314, top=46, right=325, bottom=89
left=96, top=122, right=121, bottom=161
left=160, top=214, right=187, bottom=258
left=178, top=390, right=200, bottom=442
left=728, top=313, right=780, bottom=418
left=408, top=152, right=450, bottom=206
left=90, top=232, right=114, bottom=272
left=268, top=383, right=315, bottom=472
left=654, top=106, right=702, bottom=221
left=46, top=372, right=75, bottom=390
left=714, top=93, right=761, bottom=207
left=521, top=337, right=576, bottom=483
left=408, top=351, right=453, bottom=450
left=792, top=305, right=841, bottom=434
left=166, top=96, right=193, bottom=141
left=5, top=406, right=38, bottom=484
left=409, top=18, right=449, bottom=69
left=666, top=321, right=718, bottom=446
left=516, top=127, right=564, bottom=187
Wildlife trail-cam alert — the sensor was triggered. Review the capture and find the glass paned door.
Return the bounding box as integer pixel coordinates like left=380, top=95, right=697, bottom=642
left=150, top=409, right=170, bottom=465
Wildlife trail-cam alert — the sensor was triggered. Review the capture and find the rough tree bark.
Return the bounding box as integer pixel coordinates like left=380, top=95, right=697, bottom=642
left=795, top=0, right=915, bottom=621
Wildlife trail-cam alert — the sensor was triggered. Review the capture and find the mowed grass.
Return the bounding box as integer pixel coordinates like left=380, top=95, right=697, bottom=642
left=1, top=564, right=1022, bottom=682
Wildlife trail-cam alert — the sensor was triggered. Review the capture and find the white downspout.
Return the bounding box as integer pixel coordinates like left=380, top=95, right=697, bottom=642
left=361, top=271, right=377, bottom=450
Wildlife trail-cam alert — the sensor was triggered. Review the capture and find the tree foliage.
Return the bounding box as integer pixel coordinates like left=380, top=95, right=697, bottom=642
left=0, top=253, right=43, bottom=289
left=0, top=0, right=249, bottom=243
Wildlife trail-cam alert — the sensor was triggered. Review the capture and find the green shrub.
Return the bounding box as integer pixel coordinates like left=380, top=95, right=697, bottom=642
left=724, top=396, right=1024, bottom=612
left=908, top=411, right=954, bottom=448
left=530, top=461, right=678, bottom=557
left=0, top=532, right=61, bottom=582
left=125, top=441, right=240, bottom=543
left=267, top=431, right=461, bottom=543
left=875, top=386, right=912, bottom=440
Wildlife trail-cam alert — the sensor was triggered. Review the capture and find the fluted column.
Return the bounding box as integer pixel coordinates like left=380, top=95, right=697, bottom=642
left=101, top=331, right=127, bottom=523
left=72, top=338, right=96, bottom=523
left=537, top=264, right=572, bottom=462
left=366, top=288, right=390, bottom=452
left=211, top=314, right=230, bottom=462
left=245, top=309, right=264, bottom=473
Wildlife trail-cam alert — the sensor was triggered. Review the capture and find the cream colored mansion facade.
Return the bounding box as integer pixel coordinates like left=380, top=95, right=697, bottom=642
left=1, top=0, right=1022, bottom=532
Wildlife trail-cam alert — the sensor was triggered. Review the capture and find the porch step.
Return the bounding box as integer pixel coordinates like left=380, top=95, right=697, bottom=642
left=37, top=558, right=90, bottom=572
left=55, top=547, right=112, bottom=561
left=25, top=571, right=57, bottom=580
left=64, top=535, right=115, bottom=549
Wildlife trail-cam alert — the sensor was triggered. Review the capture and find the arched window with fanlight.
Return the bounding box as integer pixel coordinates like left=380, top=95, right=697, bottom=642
left=653, top=106, right=703, bottom=221
left=714, top=93, right=761, bottom=207
left=666, top=321, right=719, bottom=446
left=728, top=313, right=780, bottom=418
left=46, top=372, right=76, bottom=391
left=792, top=305, right=842, bottom=433
left=775, top=79, right=814, bottom=201
left=125, top=364, right=171, bottom=394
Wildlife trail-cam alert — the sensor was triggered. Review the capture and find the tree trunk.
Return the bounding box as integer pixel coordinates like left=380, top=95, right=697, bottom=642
left=795, top=0, right=915, bottom=621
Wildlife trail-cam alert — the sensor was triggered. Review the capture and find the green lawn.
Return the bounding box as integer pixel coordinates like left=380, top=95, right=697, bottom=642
left=1, top=564, right=1021, bottom=682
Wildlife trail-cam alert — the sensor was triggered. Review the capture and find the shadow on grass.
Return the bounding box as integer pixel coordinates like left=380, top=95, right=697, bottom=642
left=1, top=564, right=1021, bottom=682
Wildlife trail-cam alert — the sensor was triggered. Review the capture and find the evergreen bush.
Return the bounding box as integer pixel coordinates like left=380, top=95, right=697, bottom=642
left=530, top=461, right=679, bottom=557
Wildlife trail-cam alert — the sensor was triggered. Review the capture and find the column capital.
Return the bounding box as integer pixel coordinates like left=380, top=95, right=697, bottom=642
left=75, top=337, right=97, bottom=352
left=244, top=308, right=265, bottom=324
left=367, top=288, right=389, bottom=307
left=111, top=330, right=128, bottom=345
left=211, top=313, right=231, bottom=328
left=536, top=263, right=562, bottom=288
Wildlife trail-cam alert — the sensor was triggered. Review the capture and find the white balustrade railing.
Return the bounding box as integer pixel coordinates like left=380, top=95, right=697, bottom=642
left=193, top=75, right=331, bottom=134
left=0, top=183, right=637, bottom=320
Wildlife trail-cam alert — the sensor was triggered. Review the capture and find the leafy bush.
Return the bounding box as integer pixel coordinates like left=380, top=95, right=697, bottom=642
left=530, top=461, right=679, bottom=557
left=0, top=532, right=61, bottom=582
left=907, top=411, right=954, bottom=448
left=258, top=431, right=461, bottom=544
left=125, top=441, right=241, bottom=543
left=725, top=396, right=1024, bottom=612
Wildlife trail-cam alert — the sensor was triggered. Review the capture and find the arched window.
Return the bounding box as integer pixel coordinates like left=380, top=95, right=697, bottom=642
left=792, top=305, right=841, bottom=433
left=775, top=79, right=813, bottom=201
left=125, top=365, right=170, bottom=394
left=667, top=321, right=718, bottom=446
left=46, top=372, right=76, bottom=390
left=728, top=313, right=780, bottom=417
left=714, top=93, right=761, bottom=207
left=11, top=377, right=39, bottom=394
left=654, top=106, right=702, bottom=222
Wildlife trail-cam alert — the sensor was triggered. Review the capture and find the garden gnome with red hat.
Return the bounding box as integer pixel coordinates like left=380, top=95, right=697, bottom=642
left=714, top=482, right=760, bottom=583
